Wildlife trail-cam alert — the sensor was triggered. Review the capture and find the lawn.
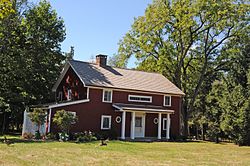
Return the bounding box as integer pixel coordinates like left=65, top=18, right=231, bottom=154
left=0, top=136, right=250, bottom=166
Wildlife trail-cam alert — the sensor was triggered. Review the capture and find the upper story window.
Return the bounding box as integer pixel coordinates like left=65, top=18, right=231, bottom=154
left=164, top=95, right=171, bottom=106
left=128, top=95, right=152, bottom=103
left=58, top=91, right=62, bottom=101
left=102, top=89, right=112, bottom=103
left=67, top=89, right=72, bottom=101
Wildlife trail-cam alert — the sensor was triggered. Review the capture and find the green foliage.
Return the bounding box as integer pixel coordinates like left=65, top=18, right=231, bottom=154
left=52, top=110, right=77, bottom=133
left=28, top=108, right=47, bottom=136
left=0, top=0, right=66, bottom=132
left=75, top=131, right=97, bottom=143
left=113, top=0, right=250, bottom=135
left=0, top=0, right=14, bottom=19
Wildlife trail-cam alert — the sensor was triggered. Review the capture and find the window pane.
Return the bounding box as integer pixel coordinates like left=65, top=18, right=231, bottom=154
left=104, top=91, right=111, bottom=102
left=163, top=119, right=167, bottom=130
left=103, top=117, right=110, bottom=128
left=135, top=117, right=142, bottom=127
left=165, top=96, right=170, bottom=105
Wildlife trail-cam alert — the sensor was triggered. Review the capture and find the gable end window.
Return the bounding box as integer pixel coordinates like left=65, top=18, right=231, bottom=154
left=128, top=95, right=152, bottom=103
left=101, top=115, right=111, bottom=130
left=67, top=89, right=72, bottom=101
left=102, top=89, right=112, bottom=103
left=164, top=95, right=171, bottom=106
left=58, top=91, right=62, bottom=101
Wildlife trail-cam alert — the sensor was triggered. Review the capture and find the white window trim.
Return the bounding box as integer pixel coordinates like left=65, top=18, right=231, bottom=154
left=128, top=95, right=152, bottom=103
left=101, top=115, right=111, bottom=130
left=102, top=89, right=113, bottom=103
left=163, top=118, right=167, bottom=130
left=163, top=95, right=171, bottom=106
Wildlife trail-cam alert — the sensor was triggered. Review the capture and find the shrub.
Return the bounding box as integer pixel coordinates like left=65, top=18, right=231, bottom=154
left=58, top=132, right=69, bottom=142
left=52, top=109, right=78, bottom=134
left=46, top=133, right=57, bottom=140
left=96, top=129, right=118, bottom=140
left=75, top=131, right=97, bottom=143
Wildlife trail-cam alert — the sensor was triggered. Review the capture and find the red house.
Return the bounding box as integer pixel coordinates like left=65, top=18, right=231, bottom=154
left=41, top=55, right=184, bottom=140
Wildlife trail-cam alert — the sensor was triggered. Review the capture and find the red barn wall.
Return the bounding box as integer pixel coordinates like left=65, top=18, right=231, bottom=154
left=50, top=87, right=181, bottom=138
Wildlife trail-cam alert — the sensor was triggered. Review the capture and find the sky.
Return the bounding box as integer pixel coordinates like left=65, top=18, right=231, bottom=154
left=39, top=0, right=152, bottom=68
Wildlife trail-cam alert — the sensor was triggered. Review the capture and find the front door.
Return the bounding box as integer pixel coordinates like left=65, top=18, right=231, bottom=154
left=134, top=114, right=145, bottom=137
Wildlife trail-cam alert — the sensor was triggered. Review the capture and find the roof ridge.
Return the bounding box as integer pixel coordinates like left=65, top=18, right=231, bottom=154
left=70, top=59, right=163, bottom=75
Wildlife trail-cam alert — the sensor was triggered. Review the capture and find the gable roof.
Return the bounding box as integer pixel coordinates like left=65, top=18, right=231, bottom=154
left=53, top=60, right=184, bottom=96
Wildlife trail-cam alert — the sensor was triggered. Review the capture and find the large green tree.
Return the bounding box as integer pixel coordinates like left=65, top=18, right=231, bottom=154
left=113, top=0, right=250, bottom=135
left=0, top=0, right=66, bottom=133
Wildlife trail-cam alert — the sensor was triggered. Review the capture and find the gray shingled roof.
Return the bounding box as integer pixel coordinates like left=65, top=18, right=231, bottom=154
left=69, top=60, right=184, bottom=95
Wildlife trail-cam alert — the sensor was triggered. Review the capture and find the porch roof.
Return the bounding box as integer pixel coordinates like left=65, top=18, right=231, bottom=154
left=112, top=103, right=174, bottom=114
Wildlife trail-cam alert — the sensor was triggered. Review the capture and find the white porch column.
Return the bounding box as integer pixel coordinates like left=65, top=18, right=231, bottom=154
left=166, top=114, right=171, bottom=140
left=131, top=112, right=135, bottom=139
left=121, top=111, right=126, bottom=140
left=48, top=108, right=52, bottom=133
left=158, top=113, right=162, bottom=139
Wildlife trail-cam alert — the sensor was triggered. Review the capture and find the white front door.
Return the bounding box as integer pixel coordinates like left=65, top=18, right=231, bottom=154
left=134, top=114, right=145, bottom=138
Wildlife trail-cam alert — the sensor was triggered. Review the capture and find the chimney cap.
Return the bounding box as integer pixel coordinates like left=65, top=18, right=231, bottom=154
left=96, top=54, right=108, bottom=57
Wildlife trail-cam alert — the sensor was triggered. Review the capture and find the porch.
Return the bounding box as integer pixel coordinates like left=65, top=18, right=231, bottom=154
left=113, top=103, right=174, bottom=140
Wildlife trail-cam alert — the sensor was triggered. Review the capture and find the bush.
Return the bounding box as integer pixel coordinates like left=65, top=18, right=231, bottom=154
left=75, top=131, right=97, bottom=143
left=46, top=133, right=57, bottom=140
left=96, top=129, right=118, bottom=140
left=58, top=132, right=69, bottom=142
left=34, top=130, right=41, bottom=139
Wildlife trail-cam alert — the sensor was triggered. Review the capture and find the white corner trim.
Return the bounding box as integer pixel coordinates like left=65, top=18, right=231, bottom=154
left=101, top=115, right=112, bottom=130
left=163, top=95, right=172, bottom=107
left=52, top=63, right=70, bottom=92
left=102, top=89, right=113, bottom=103
left=48, top=99, right=90, bottom=109
left=128, top=95, right=152, bottom=103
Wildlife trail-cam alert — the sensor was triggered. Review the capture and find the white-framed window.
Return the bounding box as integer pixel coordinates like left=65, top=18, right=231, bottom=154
left=68, top=111, right=76, bottom=124
left=101, top=115, right=111, bottom=130
left=163, top=118, right=167, bottom=130
left=102, top=89, right=112, bottom=103
left=163, top=95, right=171, bottom=106
left=128, top=95, right=152, bottom=103
left=67, top=89, right=72, bottom=101
left=58, top=91, right=62, bottom=101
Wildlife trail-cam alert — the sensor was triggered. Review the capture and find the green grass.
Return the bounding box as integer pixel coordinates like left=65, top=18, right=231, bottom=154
left=0, top=136, right=250, bottom=166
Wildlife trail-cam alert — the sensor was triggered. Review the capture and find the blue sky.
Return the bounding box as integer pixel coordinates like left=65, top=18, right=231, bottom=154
left=43, top=0, right=152, bottom=68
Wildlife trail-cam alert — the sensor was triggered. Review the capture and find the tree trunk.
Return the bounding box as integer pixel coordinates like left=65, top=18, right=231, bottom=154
left=1, top=113, right=6, bottom=134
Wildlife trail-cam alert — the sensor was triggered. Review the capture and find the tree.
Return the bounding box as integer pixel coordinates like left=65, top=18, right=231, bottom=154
left=52, top=110, right=77, bottom=134
left=22, top=0, right=66, bottom=104
left=28, top=108, right=47, bottom=136
left=0, top=0, right=66, bottom=133
left=113, top=0, right=250, bottom=135
left=0, top=0, right=14, bottom=19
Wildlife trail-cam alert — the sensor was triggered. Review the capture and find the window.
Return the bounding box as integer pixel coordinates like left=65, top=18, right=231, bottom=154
left=102, top=89, right=112, bottom=103
left=164, top=95, right=171, bottom=106
left=128, top=95, right=152, bottom=103
left=58, top=91, right=62, bottom=101
left=163, top=118, right=167, bottom=130
left=67, top=89, right=72, bottom=101
left=135, top=117, right=142, bottom=127
left=68, top=111, right=76, bottom=124
left=101, top=115, right=111, bottom=130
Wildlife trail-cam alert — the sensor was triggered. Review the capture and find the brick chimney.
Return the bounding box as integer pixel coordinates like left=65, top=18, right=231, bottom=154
left=96, top=54, right=107, bottom=67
